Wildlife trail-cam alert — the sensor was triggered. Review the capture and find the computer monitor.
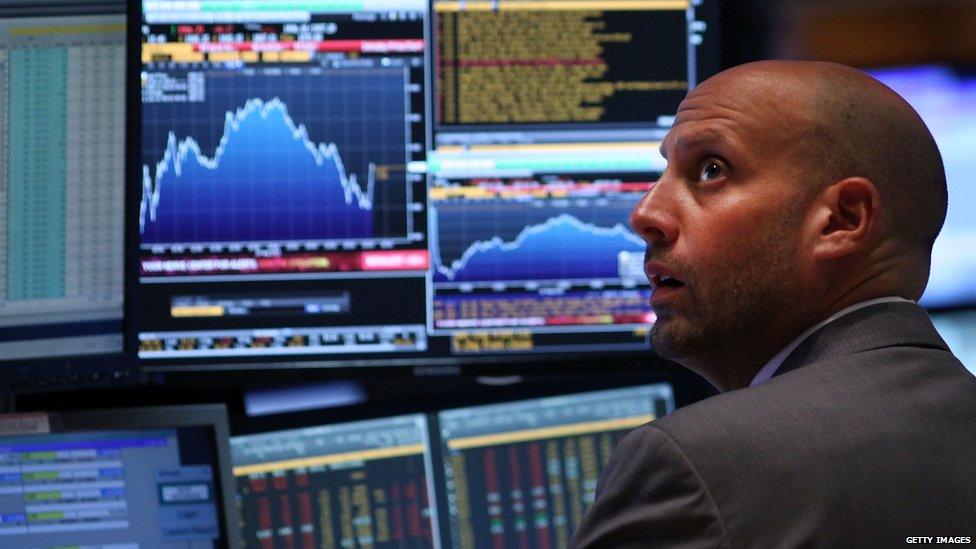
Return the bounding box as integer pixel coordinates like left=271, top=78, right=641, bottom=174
left=230, top=383, right=675, bottom=548
left=0, top=0, right=133, bottom=393
left=129, top=0, right=721, bottom=371
left=867, top=65, right=976, bottom=310
left=435, top=384, right=674, bottom=547
left=0, top=404, right=242, bottom=548
left=432, top=0, right=719, bottom=139
left=231, top=414, right=438, bottom=548
left=0, top=1, right=126, bottom=366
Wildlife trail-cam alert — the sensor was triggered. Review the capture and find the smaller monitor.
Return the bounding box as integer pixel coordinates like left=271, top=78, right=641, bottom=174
left=231, top=414, right=438, bottom=548
left=0, top=404, right=241, bottom=548
left=435, top=384, right=674, bottom=547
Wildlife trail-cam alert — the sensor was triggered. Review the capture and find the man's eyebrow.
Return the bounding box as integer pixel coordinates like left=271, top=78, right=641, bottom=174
left=660, top=130, right=732, bottom=160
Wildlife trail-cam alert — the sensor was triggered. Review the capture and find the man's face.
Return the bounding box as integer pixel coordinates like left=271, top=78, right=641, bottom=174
left=634, top=72, right=815, bottom=365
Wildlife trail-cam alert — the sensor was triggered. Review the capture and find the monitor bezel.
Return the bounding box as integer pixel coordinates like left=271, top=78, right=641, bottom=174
left=122, top=0, right=725, bottom=377
left=46, top=403, right=245, bottom=549
left=229, top=369, right=712, bottom=436
left=0, top=1, right=137, bottom=392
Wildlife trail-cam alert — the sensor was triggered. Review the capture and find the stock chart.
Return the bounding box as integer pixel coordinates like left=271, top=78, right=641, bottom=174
left=428, top=176, right=653, bottom=334
left=431, top=207, right=644, bottom=283
left=140, top=69, right=410, bottom=246
left=135, top=3, right=440, bottom=361
left=132, top=0, right=717, bottom=363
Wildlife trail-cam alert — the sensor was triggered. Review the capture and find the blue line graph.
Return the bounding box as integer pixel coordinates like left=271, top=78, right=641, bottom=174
left=141, top=98, right=374, bottom=243
left=139, top=68, right=410, bottom=245
left=431, top=208, right=645, bottom=283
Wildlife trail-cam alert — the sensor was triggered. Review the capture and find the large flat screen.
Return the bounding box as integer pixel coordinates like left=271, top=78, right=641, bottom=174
left=868, top=65, right=976, bottom=309
left=129, top=0, right=721, bottom=371
left=0, top=1, right=125, bottom=363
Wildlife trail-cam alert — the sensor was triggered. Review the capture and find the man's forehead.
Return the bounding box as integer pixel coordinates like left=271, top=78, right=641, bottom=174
left=660, top=95, right=753, bottom=157
left=659, top=124, right=735, bottom=158
left=661, top=75, right=810, bottom=156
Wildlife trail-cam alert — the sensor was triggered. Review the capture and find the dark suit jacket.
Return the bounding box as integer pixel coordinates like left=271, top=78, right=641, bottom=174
left=572, top=301, right=976, bottom=548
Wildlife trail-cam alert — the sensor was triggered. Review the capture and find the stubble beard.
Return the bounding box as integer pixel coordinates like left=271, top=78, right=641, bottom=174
left=649, top=227, right=801, bottom=367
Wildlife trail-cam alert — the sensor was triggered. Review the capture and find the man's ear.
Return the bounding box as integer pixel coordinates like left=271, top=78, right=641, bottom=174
left=811, top=177, right=879, bottom=261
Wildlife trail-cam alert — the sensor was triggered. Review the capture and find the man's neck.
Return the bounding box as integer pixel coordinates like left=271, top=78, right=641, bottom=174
left=683, top=294, right=911, bottom=392
left=683, top=341, right=789, bottom=393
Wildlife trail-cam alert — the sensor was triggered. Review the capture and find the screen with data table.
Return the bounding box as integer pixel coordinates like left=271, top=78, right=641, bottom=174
left=433, top=0, right=702, bottom=132
left=231, top=414, right=438, bottom=548
left=0, top=426, right=229, bottom=547
left=0, top=1, right=125, bottom=362
left=230, top=383, right=675, bottom=548
left=130, top=0, right=721, bottom=370
left=436, top=384, right=674, bottom=548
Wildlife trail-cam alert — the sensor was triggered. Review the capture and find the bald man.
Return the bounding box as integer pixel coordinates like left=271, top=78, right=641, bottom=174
left=572, top=61, right=976, bottom=547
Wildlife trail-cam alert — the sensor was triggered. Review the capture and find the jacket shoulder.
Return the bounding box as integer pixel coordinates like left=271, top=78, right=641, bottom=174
left=643, top=345, right=976, bottom=544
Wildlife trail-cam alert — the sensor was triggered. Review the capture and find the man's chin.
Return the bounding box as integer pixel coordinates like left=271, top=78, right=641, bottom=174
left=649, top=317, right=711, bottom=363
left=649, top=320, right=683, bottom=361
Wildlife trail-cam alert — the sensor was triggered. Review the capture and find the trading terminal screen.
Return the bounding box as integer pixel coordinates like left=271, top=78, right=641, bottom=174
left=0, top=425, right=229, bottom=548
left=231, top=414, right=438, bottom=548
left=230, top=383, right=674, bottom=548
left=131, top=0, right=720, bottom=367
left=0, top=1, right=125, bottom=362
left=433, top=0, right=699, bottom=131
left=436, top=384, right=674, bottom=548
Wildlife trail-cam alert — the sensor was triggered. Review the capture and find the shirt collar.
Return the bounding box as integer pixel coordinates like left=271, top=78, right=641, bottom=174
left=749, top=296, right=914, bottom=387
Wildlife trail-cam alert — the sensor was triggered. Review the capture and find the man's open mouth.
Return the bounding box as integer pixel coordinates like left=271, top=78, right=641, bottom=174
left=651, top=274, right=684, bottom=289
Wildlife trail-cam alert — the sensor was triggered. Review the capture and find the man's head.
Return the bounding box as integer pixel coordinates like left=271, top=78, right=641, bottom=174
left=634, top=60, right=947, bottom=391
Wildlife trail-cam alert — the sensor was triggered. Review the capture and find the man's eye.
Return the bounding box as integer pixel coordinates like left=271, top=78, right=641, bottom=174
left=699, top=159, right=724, bottom=182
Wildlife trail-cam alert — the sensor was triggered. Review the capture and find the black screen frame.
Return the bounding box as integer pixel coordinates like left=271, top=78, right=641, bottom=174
left=49, top=403, right=245, bottom=549
left=0, top=0, right=138, bottom=393
left=122, top=0, right=726, bottom=378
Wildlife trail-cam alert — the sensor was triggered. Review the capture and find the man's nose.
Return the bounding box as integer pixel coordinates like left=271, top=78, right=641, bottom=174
left=630, top=178, right=678, bottom=247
